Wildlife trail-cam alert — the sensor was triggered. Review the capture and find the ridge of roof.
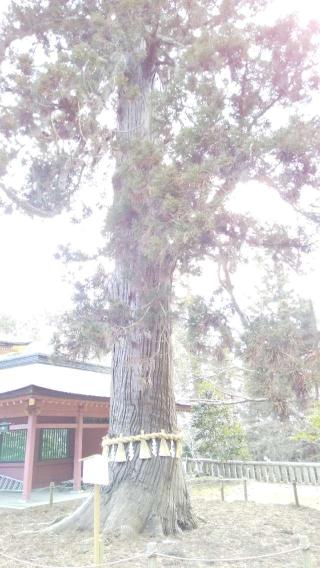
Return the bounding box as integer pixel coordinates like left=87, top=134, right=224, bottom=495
left=0, top=340, right=31, bottom=346
left=0, top=352, right=111, bottom=374
left=0, top=384, right=109, bottom=402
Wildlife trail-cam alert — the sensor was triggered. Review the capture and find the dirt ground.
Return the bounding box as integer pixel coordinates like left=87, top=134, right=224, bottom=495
left=0, top=482, right=319, bottom=567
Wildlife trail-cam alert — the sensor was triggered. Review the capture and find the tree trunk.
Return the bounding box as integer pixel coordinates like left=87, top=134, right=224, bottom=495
left=100, top=265, right=195, bottom=535
left=49, top=49, right=196, bottom=536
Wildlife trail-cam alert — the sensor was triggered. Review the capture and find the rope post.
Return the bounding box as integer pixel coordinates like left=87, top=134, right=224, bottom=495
left=99, top=536, right=104, bottom=566
left=243, top=478, right=248, bottom=502
left=220, top=479, right=225, bottom=502
left=145, top=542, right=158, bottom=567
left=299, top=535, right=312, bottom=568
left=94, top=484, right=101, bottom=566
left=293, top=481, right=300, bottom=507
left=49, top=482, right=54, bottom=507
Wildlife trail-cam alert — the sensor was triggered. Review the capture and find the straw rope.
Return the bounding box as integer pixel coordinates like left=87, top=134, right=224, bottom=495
left=102, top=429, right=182, bottom=447
left=156, top=545, right=303, bottom=563
left=0, top=548, right=143, bottom=567
left=0, top=543, right=315, bottom=567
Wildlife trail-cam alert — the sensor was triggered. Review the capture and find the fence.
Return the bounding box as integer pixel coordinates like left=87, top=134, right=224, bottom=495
left=183, top=457, right=320, bottom=485
left=0, top=473, right=23, bottom=492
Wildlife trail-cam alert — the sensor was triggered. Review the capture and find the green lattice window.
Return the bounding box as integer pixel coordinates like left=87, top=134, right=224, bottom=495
left=40, top=428, right=71, bottom=460
left=0, top=429, right=27, bottom=462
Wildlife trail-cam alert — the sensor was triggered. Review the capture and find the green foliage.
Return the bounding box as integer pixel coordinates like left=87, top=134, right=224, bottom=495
left=191, top=401, right=249, bottom=460
left=185, top=294, right=233, bottom=356
left=1, top=1, right=319, bottom=223
left=0, top=314, right=17, bottom=335
left=52, top=267, right=113, bottom=360
left=295, top=404, right=320, bottom=445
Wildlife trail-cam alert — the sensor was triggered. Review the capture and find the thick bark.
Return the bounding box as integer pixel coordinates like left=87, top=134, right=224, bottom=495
left=102, top=263, right=195, bottom=535
left=49, top=48, right=196, bottom=536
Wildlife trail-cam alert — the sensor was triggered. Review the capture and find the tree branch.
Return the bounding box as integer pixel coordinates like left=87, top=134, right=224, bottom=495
left=187, top=396, right=268, bottom=406
left=250, top=93, right=282, bottom=128
left=217, top=254, right=249, bottom=329
left=0, top=184, right=64, bottom=218
left=209, top=182, right=236, bottom=212
left=156, top=34, right=185, bottom=49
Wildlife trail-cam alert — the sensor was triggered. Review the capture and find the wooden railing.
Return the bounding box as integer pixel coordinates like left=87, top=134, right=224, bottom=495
left=183, top=458, right=320, bottom=485
left=0, top=473, right=23, bottom=491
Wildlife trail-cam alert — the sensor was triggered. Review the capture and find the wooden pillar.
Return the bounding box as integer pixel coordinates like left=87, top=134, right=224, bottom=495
left=73, top=408, right=84, bottom=491
left=22, top=412, right=37, bottom=500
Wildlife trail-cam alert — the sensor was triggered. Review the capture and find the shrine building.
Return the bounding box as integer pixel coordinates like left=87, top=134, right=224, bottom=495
left=0, top=342, right=111, bottom=500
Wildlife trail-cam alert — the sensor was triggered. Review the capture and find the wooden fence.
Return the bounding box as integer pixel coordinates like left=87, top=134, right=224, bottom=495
left=183, top=458, right=320, bottom=485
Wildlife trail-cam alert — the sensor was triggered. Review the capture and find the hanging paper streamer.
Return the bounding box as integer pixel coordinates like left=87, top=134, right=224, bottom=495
left=115, top=439, right=127, bottom=462
left=101, top=430, right=183, bottom=461
left=102, top=445, right=109, bottom=459
left=128, top=441, right=134, bottom=461
left=159, top=430, right=171, bottom=457
left=110, top=445, right=116, bottom=462
left=151, top=438, right=157, bottom=457
left=139, top=430, right=151, bottom=459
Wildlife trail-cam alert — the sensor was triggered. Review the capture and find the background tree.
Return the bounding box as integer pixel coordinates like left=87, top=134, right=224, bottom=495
left=242, top=264, right=320, bottom=420
left=0, top=0, right=320, bottom=535
left=240, top=262, right=320, bottom=459
left=172, top=292, right=235, bottom=395
left=0, top=314, right=17, bottom=336
left=295, top=403, right=320, bottom=460
left=191, top=403, right=249, bottom=460
left=189, top=381, right=249, bottom=460
left=0, top=313, right=41, bottom=341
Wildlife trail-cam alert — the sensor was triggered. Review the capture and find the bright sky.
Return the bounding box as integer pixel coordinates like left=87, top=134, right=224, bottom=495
left=265, top=0, right=320, bottom=22
left=0, top=0, right=320, bottom=335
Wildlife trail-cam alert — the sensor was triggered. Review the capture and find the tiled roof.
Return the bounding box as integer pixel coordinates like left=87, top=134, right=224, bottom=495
left=0, top=384, right=109, bottom=402
left=0, top=352, right=110, bottom=374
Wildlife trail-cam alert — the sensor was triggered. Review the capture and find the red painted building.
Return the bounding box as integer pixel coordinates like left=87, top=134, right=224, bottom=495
left=0, top=348, right=111, bottom=499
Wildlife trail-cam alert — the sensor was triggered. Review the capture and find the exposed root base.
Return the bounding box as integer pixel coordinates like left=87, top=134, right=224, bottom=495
left=45, top=468, right=196, bottom=537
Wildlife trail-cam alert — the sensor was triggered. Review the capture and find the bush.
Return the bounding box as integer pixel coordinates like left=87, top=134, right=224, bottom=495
left=190, top=403, right=249, bottom=460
